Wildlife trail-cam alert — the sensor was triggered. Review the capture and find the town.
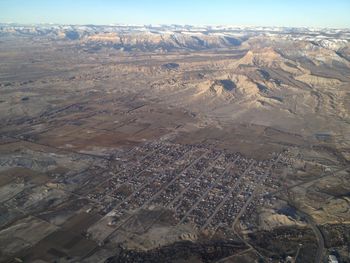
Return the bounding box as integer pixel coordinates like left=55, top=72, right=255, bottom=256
left=68, top=141, right=286, bottom=244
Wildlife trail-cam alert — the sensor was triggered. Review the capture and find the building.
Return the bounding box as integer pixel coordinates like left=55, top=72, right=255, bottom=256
left=328, top=255, right=338, bottom=263
left=285, top=255, right=294, bottom=263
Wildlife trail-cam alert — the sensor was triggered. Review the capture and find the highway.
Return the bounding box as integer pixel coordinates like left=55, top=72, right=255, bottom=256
left=265, top=166, right=349, bottom=198
left=295, top=209, right=325, bottom=263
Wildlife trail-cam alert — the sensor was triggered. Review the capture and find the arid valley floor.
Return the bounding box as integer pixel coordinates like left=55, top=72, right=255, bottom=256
left=0, top=25, right=349, bottom=263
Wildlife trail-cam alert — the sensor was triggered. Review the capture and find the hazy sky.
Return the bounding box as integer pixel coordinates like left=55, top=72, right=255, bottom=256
left=0, top=0, right=349, bottom=28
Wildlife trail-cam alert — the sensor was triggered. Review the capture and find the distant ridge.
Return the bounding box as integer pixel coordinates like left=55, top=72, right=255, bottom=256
left=0, top=24, right=349, bottom=52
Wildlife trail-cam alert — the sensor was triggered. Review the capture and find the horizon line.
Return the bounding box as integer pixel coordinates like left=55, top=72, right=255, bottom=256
left=0, top=21, right=349, bottom=30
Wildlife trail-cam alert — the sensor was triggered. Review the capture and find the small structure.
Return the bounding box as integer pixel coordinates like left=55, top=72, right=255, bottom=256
left=328, top=255, right=338, bottom=263
left=285, top=255, right=294, bottom=263
left=180, top=233, right=197, bottom=241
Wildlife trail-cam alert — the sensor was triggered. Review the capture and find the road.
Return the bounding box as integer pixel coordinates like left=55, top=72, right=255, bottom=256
left=164, top=152, right=223, bottom=209
left=232, top=154, right=282, bottom=228
left=178, top=160, right=235, bottom=224
left=200, top=160, right=255, bottom=230
left=265, top=166, right=349, bottom=198
left=295, top=209, right=325, bottom=263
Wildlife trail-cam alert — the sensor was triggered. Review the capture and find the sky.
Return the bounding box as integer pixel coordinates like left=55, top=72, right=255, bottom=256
left=0, top=0, right=349, bottom=28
